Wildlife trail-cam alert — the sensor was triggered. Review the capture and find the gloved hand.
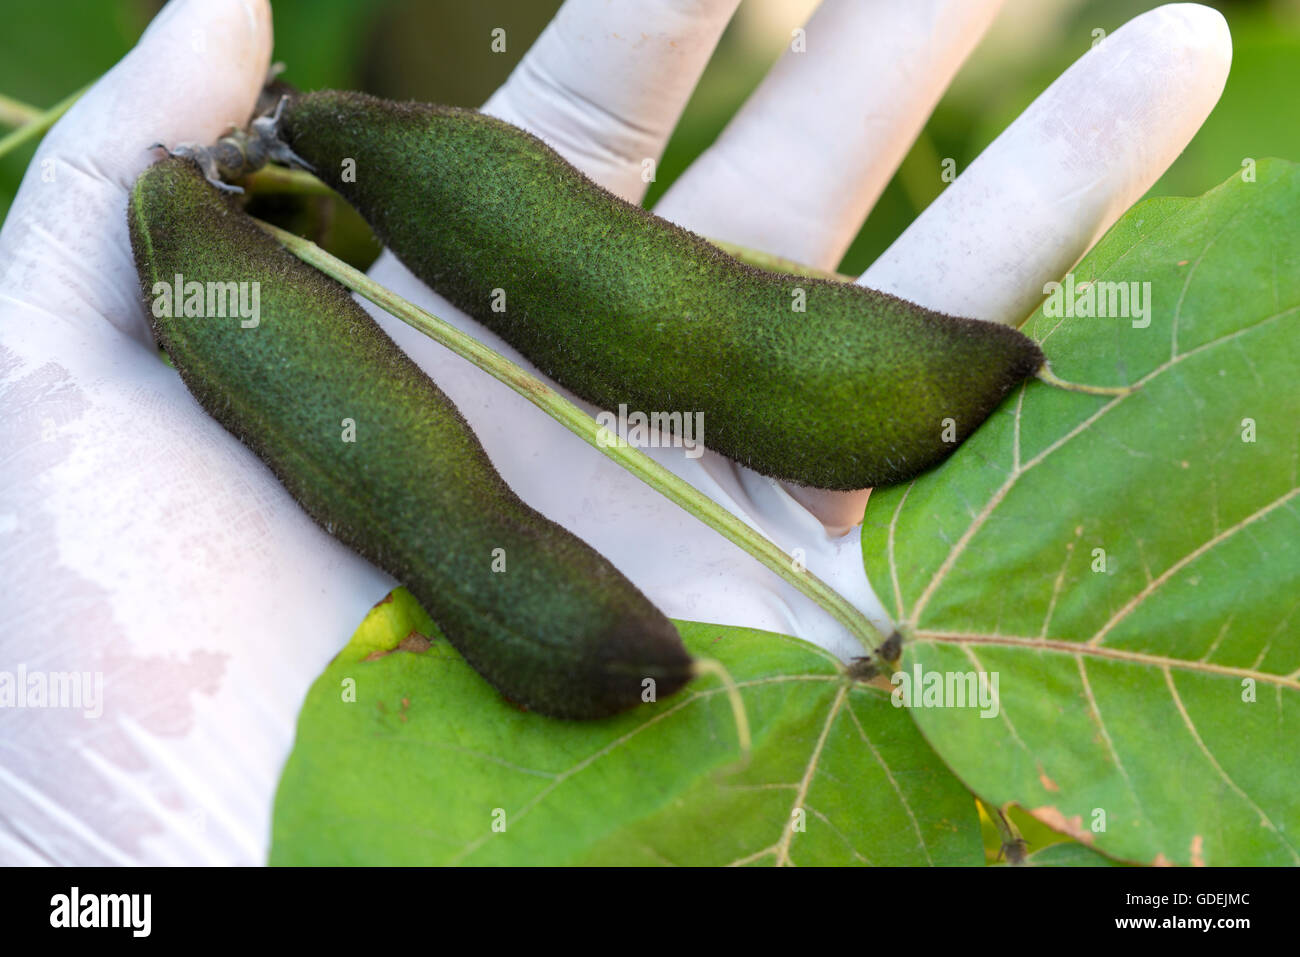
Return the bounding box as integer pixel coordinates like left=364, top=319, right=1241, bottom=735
left=0, top=0, right=1230, bottom=865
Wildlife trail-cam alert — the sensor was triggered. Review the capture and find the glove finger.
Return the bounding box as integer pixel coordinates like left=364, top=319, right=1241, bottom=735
left=861, top=2, right=1232, bottom=323
left=481, top=0, right=741, bottom=201
left=654, top=0, right=1004, bottom=270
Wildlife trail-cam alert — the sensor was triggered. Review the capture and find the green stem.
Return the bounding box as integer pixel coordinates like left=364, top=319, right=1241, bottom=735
left=1036, top=363, right=1134, bottom=397
left=978, top=797, right=1028, bottom=865
left=0, top=91, right=41, bottom=128
left=254, top=218, right=887, bottom=657
left=704, top=236, right=854, bottom=282
left=243, top=164, right=337, bottom=198
left=0, top=85, right=88, bottom=160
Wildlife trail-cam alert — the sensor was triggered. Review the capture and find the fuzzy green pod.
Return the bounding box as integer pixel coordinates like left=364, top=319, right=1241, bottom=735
left=278, top=90, right=1046, bottom=490
left=128, top=157, right=692, bottom=719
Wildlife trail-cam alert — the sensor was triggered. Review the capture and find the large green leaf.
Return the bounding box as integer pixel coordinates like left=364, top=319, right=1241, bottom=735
left=271, top=589, right=982, bottom=865
left=862, top=160, right=1300, bottom=866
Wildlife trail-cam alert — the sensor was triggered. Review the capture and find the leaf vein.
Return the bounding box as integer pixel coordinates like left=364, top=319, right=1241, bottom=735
left=846, top=697, right=932, bottom=864
left=775, top=684, right=847, bottom=866
left=1089, top=487, right=1300, bottom=646
left=913, top=630, right=1300, bottom=690
left=1162, top=666, right=1300, bottom=863
left=908, top=303, right=1300, bottom=628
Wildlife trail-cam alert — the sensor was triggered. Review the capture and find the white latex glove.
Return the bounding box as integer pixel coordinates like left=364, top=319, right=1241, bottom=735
left=0, top=0, right=1230, bottom=865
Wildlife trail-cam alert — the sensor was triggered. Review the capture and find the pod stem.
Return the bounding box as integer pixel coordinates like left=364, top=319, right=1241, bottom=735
left=700, top=236, right=855, bottom=282
left=0, top=91, right=42, bottom=128
left=977, top=796, right=1028, bottom=865
left=255, top=218, right=888, bottom=657
left=243, top=164, right=337, bottom=198
left=691, top=657, right=752, bottom=767
left=1035, top=363, right=1135, bottom=397
left=0, top=85, right=88, bottom=160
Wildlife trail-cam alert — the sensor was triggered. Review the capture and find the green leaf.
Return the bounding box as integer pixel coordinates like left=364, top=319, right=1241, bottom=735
left=1015, top=842, right=1127, bottom=867
left=270, top=589, right=982, bottom=866
left=862, top=160, right=1300, bottom=866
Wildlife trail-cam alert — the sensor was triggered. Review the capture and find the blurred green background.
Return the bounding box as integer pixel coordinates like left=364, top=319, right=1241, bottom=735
left=2, top=0, right=1298, bottom=275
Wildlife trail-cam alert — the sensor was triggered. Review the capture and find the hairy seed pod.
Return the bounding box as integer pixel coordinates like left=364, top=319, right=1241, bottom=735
left=128, top=157, right=693, bottom=719
left=278, top=90, right=1046, bottom=490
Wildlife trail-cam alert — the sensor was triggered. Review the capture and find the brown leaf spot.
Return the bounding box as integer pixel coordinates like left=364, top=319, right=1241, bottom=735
left=371, top=591, right=395, bottom=609
left=1030, top=806, right=1094, bottom=845
left=1038, top=767, right=1060, bottom=792
left=1153, top=853, right=1174, bottom=867
left=398, top=631, right=433, bottom=653
left=363, top=630, right=431, bottom=662
left=1190, top=835, right=1205, bottom=867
